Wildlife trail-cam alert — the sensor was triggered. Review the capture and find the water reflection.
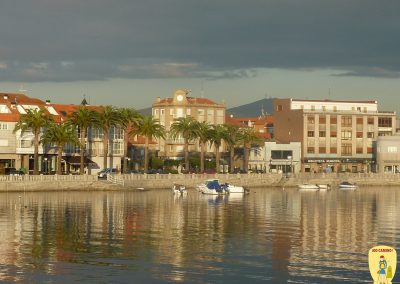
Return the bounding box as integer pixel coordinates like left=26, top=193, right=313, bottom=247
left=0, top=187, right=398, bottom=283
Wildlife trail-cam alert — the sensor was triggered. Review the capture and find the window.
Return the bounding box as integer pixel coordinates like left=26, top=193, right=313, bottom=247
left=330, top=147, right=337, bottom=154
left=378, top=117, right=392, bottom=127
left=198, top=109, right=205, bottom=116
left=330, top=117, right=337, bottom=124
left=322, top=106, right=326, bottom=112
left=319, top=131, right=326, bottom=137
left=160, top=109, right=165, bottom=115
left=111, top=127, right=123, bottom=140
left=367, top=117, right=374, bottom=125
left=357, top=107, right=361, bottom=112
left=356, top=117, right=363, bottom=124
left=112, top=142, right=123, bottom=155
left=367, top=147, right=373, bottom=154
left=154, top=109, right=159, bottom=116
left=341, top=144, right=352, bottom=156
left=319, top=116, right=326, bottom=124
left=276, top=105, right=283, bottom=111
left=367, top=132, right=374, bottom=138
left=307, top=147, right=315, bottom=154
left=307, top=116, right=315, bottom=124
left=92, top=128, right=103, bottom=139
left=356, top=132, right=363, bottom=138
left=308, top=131, right=314, bottom=137
left=319, top=147, right=326, bottom=154
left=356, top=147, right=363, bottom=154
left=311, top=105, right=315, bottom=111
left=341, top=116, right=352, bottom=127
left=271, top=150, right=293, bottom=159
left=186, top=108, right=191, bottom=115
left=388, top=146, right=398, bottom=153
left=330, top=131, right=337, bottom=138
left=0, top=123, right=8, bottom=130
left=341, top=130, right=352, bottom=140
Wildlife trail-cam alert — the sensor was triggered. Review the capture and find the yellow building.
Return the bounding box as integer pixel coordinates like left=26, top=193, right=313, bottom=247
left=152, top=89, right=226, bottom=159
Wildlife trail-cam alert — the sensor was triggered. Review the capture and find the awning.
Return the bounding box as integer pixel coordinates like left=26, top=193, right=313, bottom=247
left=64, top=156, right=96, bottom=166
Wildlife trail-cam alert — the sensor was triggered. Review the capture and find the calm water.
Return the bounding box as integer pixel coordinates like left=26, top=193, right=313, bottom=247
left=0, top=186, right=399, bottom=283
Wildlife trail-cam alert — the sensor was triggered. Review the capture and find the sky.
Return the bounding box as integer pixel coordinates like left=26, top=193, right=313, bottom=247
left=0, top=0, right=400, bottom=112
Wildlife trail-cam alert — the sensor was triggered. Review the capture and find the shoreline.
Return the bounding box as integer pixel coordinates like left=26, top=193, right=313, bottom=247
left=1, top=172, right=400, bottom=192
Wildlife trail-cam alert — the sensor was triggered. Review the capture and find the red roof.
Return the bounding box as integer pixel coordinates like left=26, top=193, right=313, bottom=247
left=156, top=96, right=223, bottom=106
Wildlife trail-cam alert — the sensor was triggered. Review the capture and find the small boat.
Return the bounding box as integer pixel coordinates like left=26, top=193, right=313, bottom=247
left=317, top=184, right=331, bottom=191
left=172, top=183, right=187, bottom=195
left=221, top=182, right=246, bottom=194
left=198, top=179, right=227, bottom=195
left=298, top=183, right=320, bottom=191
left=339, top=181, right=358, bottom=190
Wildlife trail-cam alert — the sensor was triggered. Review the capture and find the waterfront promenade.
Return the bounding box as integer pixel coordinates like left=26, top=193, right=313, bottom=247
left=1, top=172, right=400, bottom=191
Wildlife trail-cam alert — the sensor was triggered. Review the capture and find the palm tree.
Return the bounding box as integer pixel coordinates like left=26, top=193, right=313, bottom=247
left=41, top=122, right=80, bottom=175
left=133, top=116, right=165, bottom=173
left=224, top=124, right=240, bottom=173
left=169, top=117, right=198, bottom=172
left=95, top=106, right=121, bottom=170
left=119, top=108, right=142, bottom=174
left=239, top=128, right=261, bottom=173
left=68, top=107, right=97, bottom=174
left=14, top=109, right=53, bottom=175
left=209, top=124, right=228, bottom=173
left=194, top=121, right=211, bottom=173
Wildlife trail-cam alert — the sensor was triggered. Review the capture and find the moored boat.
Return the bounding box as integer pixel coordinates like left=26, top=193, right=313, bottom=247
left=317, top=184, right=331, bottom=191
left=172, top=183, right=187, bottom=195
left=339, top=181, right=358, bottom=190
left=298, top=183, right=320, bottom=191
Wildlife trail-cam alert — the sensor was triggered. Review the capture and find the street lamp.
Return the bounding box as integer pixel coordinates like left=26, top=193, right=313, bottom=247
left=44, top=157, right=48, bottom=174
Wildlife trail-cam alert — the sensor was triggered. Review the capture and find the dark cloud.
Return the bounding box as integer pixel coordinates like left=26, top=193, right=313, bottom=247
left=0, top=0, right=399, bottom=81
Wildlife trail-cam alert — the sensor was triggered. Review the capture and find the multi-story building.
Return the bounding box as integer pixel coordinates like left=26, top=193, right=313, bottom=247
left=152, top=89, right=226, bottom=159
left=0, top=92, right=126, bottom=174
left=273, top=98, right=396, bottom=173
left=376, top=135, right=400, bottom=173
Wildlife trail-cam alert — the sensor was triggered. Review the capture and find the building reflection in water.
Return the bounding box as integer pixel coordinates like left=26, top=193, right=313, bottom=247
left=0, top=187, right=397, bottom=282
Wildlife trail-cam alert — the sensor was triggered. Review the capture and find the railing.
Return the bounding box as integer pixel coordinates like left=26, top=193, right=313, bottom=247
left=0, top=174, right=98, bottom=182
left=107, top=174, right=125, bottom=186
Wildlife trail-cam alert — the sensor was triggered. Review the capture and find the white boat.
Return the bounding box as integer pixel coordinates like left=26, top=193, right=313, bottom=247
left=172, top=184, right=187, bottom=195
left=298, top=183, right=320, bottom=191
left=339, top=182, right=358, bottom=190
left=317, top=184, right=331, bottom=191
left=222, top=182, right=246, bottom=194
left=199, top=179, right=226, bottom=195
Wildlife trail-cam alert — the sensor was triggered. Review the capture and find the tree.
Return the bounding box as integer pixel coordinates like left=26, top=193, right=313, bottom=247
left=95, top=106, right=121, bottom=170
left=133, top=116, right=165, bottom=173
left=224, top=124, right=241, bottom=173
left=14, top=109, right=53, bottom=175
left=68, top=107, right=97, bottom=174
left=169, top=116, right=198, bottom=172
left=239, top=128, right=262, bottom=173
left=118, top=108, right=142, bottom=173
left=41, top=122, right=80, bottom=175
left=194, top=121, right=211, bottom=173
left=209, top=124, right=228, bottom=173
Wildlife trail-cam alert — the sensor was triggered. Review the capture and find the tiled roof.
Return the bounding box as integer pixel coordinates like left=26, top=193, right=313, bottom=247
left=156, top=96, right=223, bottom=106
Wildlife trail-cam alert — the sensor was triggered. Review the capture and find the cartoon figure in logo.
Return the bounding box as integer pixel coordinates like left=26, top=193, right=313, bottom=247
left=378, top=255, right=388, bottom=284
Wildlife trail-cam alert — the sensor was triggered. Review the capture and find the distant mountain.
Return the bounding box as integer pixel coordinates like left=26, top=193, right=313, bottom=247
left=138, top=107, right=152, bottom=116
left=138, top=98, right=274, bottom=118
left=227, top=98, right=274, bottom=117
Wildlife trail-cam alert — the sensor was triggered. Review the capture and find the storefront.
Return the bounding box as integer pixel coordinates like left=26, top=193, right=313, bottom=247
left=303, top=158, right=374, bottom=173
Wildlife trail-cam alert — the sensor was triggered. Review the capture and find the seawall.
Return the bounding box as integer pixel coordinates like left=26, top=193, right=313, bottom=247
left=1, top=172, right=400, bottom=192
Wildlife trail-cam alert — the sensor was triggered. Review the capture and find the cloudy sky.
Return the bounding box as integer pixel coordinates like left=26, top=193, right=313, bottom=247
left=1, top=0, right=400, bottom=111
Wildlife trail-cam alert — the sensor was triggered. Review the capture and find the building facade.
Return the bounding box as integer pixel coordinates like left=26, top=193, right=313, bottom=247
left=273, top=98, right=396, bottom=173
left=265, top=141, right=302, bottom=174
left=376, top=135, right=400, bottom=173
left=152, top=89, right=226, bottom=159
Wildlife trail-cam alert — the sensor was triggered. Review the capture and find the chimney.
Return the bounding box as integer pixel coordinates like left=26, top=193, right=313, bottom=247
left=156, top=97, right=161, bottom=103
left=45, top=99, right=51, bottom=105
left=3, top=94, right=8, bottom=100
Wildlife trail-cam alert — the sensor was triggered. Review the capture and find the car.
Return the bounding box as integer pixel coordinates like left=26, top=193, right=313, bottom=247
left=9, top=169, right=25, bottom=176
left=97, top=168, right=117, bottom=178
